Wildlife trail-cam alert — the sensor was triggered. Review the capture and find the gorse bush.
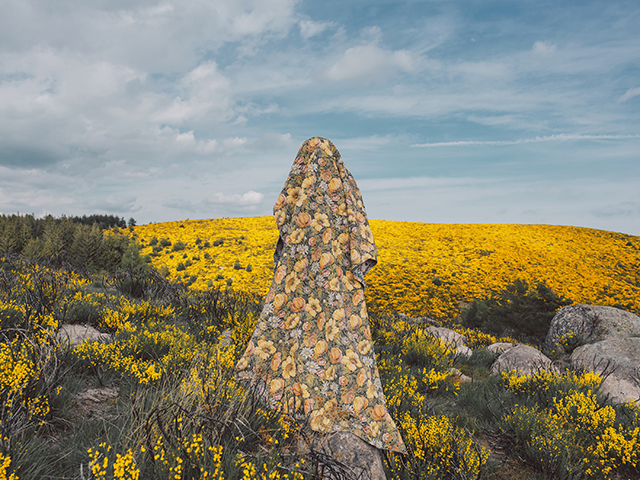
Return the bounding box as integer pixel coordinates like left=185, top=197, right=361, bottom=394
left=2, top=216, right=640, bottom=479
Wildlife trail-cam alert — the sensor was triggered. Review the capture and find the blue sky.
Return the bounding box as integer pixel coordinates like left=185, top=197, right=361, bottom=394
left=1, top=0, right=639, bottom=235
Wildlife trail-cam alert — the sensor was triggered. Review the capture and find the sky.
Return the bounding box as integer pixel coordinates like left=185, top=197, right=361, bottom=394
left=1, top=0, right=640, bottom=236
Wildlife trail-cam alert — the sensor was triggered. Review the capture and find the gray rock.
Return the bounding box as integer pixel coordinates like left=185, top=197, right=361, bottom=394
left=425, top=326, right=467, bottom=348
left=455, top=345, right=472, bottom=359
left=76, top=387, right=119, bottom=403
left=57, top=324, right=111, bottom=346
left=310, top=432, right=386, bottom=480
left=571, top=337, right=640, bottom=405
left=487, top=342, right=514, bottom=354
left=219, top=328, right=234, bottom=347
left=449, top=368, right=472, bottom=383
left=490, top=344, right=555, bottom=376
left=545, top=304, right=640, bottom=349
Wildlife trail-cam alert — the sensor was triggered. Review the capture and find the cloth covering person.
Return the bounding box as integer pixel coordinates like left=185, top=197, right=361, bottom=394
left=235, top=136, right=406, bottom=454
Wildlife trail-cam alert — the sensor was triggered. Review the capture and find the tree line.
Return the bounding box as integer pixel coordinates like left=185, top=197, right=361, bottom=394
left=0, top=213, right=146, bottom=273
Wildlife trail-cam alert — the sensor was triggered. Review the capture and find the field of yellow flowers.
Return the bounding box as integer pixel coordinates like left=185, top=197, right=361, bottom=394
left=2, top=217, right=640, bottom=480
left=135, top=218, right=640, bottom=319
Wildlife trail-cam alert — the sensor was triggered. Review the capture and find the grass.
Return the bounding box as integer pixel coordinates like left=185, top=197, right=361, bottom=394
left=1, top=247, right=640, bottom=479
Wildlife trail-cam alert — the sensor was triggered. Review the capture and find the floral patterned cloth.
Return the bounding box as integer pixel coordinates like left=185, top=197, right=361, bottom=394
left=236, top=137, right=407, bottom=453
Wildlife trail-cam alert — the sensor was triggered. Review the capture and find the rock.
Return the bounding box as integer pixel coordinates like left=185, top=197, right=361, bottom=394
left=425, top=326, right=467, bottom=348
left=490, top=345, right=555, bottom=376
left=455, top=345, right=472, bottom=359
left=571, top=337, right=640, bottom=405
left=57, top=324, right=111, bottom=346
left=449, top=368, right=472, bottom=383
left=487, top=342, right=514, bottom=354
left=396, top=313, right=438, bottom=325
left=309, top=432, right=386, bottom=480
left=219, top=328, right=234, bottom=347
left=545, top=305, right=640, bottom=349
left=73, top=387, right=119, bottom=420
left=76, top=387, right=119, bottom=403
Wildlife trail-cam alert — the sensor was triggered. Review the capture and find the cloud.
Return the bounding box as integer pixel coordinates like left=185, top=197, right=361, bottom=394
left=158, top=127, right=246, bottom=155
left=247, top=132, right=292, bottom=150
left=325, top=43, right=414, bottom=81
left=91, top=195, right=138, bottom=213
left=411, top=134, right=640, bottom=148
left=619, top=86, right=640, bottom=102
left=205, top=191, right=264, bottom=206
left=298, top=19, right=334, bottom=39
left=591, top=202, right=640, bottom=218
left=532, top=41, right=557, bottom=55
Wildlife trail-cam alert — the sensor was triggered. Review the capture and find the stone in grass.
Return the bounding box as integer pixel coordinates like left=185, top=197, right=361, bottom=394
left=455, top=345, right=472, bottom=359
left=487, top=342, right=514, bottom=354
left=425, top=326, right=467, bottom=348
left=489, top=344, right=556, bottom=376
left=571, top=337, right=640, bottom=405
left=545, top=304, right=640, bottom=350
left=57, top=324, right=111, bottom=346
left=309, top=432, right=386, bottom=480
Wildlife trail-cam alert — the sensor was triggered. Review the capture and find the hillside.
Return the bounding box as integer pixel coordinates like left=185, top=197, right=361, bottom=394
left=135, top=218, right=640, bottom=319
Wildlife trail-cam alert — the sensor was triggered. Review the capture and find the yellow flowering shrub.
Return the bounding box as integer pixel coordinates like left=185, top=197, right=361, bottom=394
left=0, top=453, right=18, bottom=480
left=134, top=218, right=640, bottom=320
left=87, top=443, right=139, bottom=480
left=398, top=412, right=489, bottom=479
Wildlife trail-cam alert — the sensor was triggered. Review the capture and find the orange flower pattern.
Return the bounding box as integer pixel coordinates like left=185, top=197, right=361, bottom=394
left=236, top=137, right=407, bottom=453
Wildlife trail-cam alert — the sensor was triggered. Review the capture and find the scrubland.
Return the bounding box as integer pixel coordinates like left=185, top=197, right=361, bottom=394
left=1, top=217, right=640, bottom=479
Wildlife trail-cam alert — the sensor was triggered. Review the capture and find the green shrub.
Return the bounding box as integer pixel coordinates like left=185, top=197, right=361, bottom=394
left=173, top=241, right=186, bottom=252
left=176, top=262, right=186, bottom=272
left=462, top=279, right=572, bottom=345
left=246, top=264, right=252, bottom=272
left=159, top=238, right=171, bottom=248
left=233, top=259, right=242, bottom=270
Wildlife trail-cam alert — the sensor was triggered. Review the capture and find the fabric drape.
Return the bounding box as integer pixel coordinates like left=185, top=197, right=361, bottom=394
left=236, top=137, right=406, bottom=453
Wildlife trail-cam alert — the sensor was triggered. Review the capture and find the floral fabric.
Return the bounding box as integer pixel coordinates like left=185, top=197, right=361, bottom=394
left=236, top=137, right=406, bottom=453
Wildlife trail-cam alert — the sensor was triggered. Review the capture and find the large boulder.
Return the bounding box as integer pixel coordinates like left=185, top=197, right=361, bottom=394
left=490, top=344, right=555, bottom=376
left=545, top=304, right=640, bottom=349
left=425, top=326, right=466, bottom=349
left=309, top=432, right=386, bottom=480
left=57, top=324, right=111, bottom=346
left=487, top=342, right=514, bottom=354
left=571, top=337, right=640, bottom=405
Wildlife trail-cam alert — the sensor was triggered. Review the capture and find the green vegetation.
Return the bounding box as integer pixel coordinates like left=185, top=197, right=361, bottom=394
left=1, top=215, right=639, bottom=479
left=0, top=213, right=143, bottom=273
left=462, top=279, right=573, bottom=345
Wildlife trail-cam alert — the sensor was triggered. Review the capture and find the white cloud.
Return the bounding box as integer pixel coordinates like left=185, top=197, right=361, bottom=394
left=206, top=191, right=264, bottom=206
left=411, top=134, right=640, bottom=148
left=532, top=41, right=557, bottom=55
left=325, top=44, right=415, bottom=81
left=619, top=86, right=640, bottom=102
left=298, top=19, right=334, bottom=39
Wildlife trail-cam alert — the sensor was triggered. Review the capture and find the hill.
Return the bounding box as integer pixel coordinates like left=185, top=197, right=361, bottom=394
left=135, top=218, right=640, bottom=319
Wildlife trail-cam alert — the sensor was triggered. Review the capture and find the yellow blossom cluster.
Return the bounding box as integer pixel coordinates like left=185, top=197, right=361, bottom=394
left=398, top=413, right=489, bottom=478
left=87, top=443, right=139, bottom=480
left=134, top=218, right=640, bottom=319
left=502, top=370, right=640, bottom=478
left=0, top=453, right=18, bottom=480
